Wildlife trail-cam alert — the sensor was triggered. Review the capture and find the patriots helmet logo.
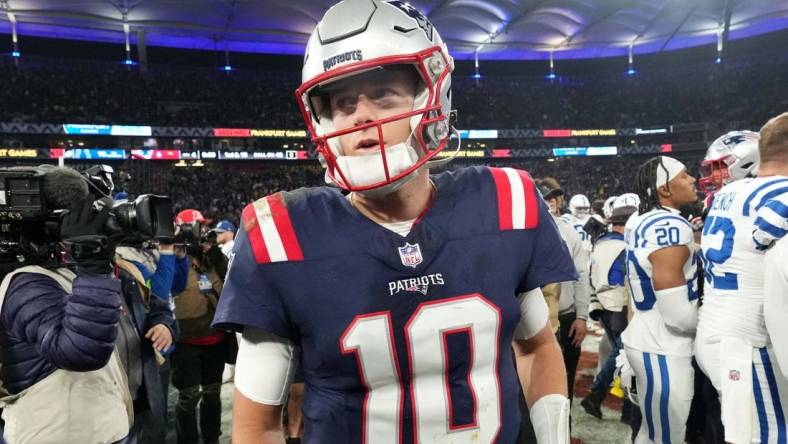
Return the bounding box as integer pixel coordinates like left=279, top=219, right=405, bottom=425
left=398, top=242, right=423, bottom=268
left=723, top=134, right=746, bottom=146
left=387, top=1, right=434, bottom=41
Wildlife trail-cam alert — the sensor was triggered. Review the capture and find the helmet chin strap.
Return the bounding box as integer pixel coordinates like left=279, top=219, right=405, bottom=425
left=339, top=141, right=420, bottom=197
left=354, top=126, right=463, bottom=198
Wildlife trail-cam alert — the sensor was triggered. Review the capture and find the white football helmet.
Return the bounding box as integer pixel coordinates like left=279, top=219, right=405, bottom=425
left=614, top=193, right=640, bottom=210
left=699, top=130, right=760, bottom=194
left=568, top=194, right=590, bottom=217
left=610, top=193, right=639, bottom=223
left=296, top=0, right=456, bottom=196
left=602, top=196, right=617, bottom=220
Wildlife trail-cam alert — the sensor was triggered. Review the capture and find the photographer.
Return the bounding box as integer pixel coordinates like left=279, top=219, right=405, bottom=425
left=0, top=167, right=132, bottom=443
left=170, top=209, right=228, bottom=444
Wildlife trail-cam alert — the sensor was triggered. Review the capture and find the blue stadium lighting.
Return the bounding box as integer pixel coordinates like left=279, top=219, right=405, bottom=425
left=472, top=73, right=482, bottom=79
left=547, top=73, right=556, bottom=79
left=627, top=68, right=636, bottom=75
left=11, top=51, right=20, bottom=58
left=124, top=59, right=134, bottom=65
left=715, top=57, right=722, bottom=64
left=223, top=65, right=233, bottom=71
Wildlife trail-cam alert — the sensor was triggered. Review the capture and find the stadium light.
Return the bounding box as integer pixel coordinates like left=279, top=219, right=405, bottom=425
left=627, top=44, right=636, bottom=76
left=3, top=3, right=20, bottom=61
left=223, top=49, right=233, bottom=74
left=547, top=51, right=556, bottom=79
left=122, top=13, right=132, bottom=68
left=473, top=51, right=481, bottom=79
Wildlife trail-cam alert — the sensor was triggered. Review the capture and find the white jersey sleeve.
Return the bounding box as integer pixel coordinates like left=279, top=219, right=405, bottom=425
left=234, top=327, right=298, bottom=405
left=513, top=287, right=549, bottom=341
left=753, top=193, right=788, bottom=250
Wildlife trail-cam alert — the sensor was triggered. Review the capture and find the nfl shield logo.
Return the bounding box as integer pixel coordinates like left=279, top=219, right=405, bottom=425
left=398, top=242, right=423, bottom=268
left=729, top=370, right=741, bottom=381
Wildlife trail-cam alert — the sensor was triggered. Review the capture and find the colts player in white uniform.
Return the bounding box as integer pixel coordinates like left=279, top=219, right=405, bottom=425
left=562, top=194, right=592, bottom=245
left=622, top=156, right=700, bottom=444
left=697, top=123, right=788, bottom=443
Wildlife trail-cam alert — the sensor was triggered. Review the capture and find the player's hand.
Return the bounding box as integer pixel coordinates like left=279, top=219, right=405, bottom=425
left=145, top=324, right=173, bottom=352
left=569, top=319, right=587, bottom=347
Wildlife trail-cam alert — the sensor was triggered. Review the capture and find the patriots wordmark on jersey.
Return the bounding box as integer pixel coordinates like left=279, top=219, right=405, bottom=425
left=214, top=166, right=577, bottom=444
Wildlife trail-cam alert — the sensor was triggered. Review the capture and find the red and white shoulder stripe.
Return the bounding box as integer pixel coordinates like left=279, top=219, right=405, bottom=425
left=488, top=167, right=539, bottom=231
left=241, top=193, right=304, bottom=264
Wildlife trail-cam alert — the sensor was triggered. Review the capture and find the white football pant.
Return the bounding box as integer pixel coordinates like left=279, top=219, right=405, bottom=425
left=696, top=336, right=788, bottom=443
left=625, top=346, right=694, bottom=444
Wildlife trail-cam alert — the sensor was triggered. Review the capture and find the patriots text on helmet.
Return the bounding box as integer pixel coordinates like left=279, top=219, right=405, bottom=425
left=322, top=50, right=363, bottom=72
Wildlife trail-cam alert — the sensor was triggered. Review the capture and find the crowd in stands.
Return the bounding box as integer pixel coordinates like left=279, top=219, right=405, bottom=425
left=455, top=55, right=787, bottom=130
left=1, top=49, right=785, bottom=130
left=126, top=163, right=325, bottom=223
left=117, top=155, right=701, bottom=226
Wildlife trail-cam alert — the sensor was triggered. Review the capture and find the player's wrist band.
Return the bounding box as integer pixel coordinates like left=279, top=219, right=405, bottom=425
left=530, top=393, right=570, bottom=444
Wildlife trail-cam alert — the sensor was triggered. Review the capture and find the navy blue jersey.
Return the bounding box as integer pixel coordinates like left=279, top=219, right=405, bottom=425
left=214, top=166, right=576, bottom=444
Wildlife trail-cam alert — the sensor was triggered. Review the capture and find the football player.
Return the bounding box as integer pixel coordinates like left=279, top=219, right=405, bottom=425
left=213, top=1, right=578, bottom=443
left=753, top=123, right=788, bottom=384
left=561, top=194, right=592, bottom=243
left=622, top=156, right=700, bottom=444
left=697, top=114, right=788, bottom=443
left=757, top=114, right=788, bottom=387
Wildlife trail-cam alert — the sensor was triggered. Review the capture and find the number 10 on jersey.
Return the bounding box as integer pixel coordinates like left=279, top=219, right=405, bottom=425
left=340, top=294, right=503, bottom=443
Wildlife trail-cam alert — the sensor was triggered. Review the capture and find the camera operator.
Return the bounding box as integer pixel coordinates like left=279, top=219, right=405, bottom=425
left=0, top=167, right=132, bottom=443
left=170, top=209, right=228, bottom=444
left=87, top=165, right=180, bottom=443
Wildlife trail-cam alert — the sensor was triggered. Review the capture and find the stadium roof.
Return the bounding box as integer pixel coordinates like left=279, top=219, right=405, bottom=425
left=1, top=0, right=786, bottom=60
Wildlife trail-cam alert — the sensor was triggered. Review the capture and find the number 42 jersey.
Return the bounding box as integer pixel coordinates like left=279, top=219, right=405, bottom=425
left=213, top=166, right=577, bottom=444
left=699, top=176, right=788, bottom=347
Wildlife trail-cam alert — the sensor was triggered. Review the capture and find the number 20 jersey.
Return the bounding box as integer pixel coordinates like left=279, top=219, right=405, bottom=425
left=699, top=176, right=788, bottom=347
left=213, top=166, right=577, bottom=444
left=622, top=207, right=698, bottom=356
